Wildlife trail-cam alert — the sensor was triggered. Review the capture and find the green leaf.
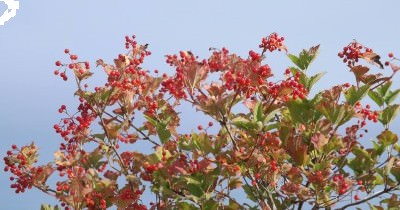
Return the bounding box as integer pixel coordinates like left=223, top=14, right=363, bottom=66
left=157, top=125, right=171, bottom=144
left=144, top=114, right=158, bottom=126
left=385, top=89, right=400, bottom=105
left=374, top=173, right=384, bottom=185
left=86, top=149, right=105, bottom=169
left=263, top=108, right=280, bottom=123
left=378, top=105, right=400, bottom=127
left=322, top=137, right=343, bottom=154
left=253, top=102, right=264, bottom=122
left=185, top=176, right=201, bottom=185
left=368, top=91, right=385, bottom=107
left=391, top=165, right=400, bottom=182
left=41, top=204, right=51, bottom=210
left=288, top=54, right=300, bottom=68
left=377, top=130, right=398, bottom=147
left=377, top=81, right=392, bottom=98
left=286, top=99, right=314, bottom=124
left=242, top=185, right=257, bottom=202
left=41, top=205, right=61, bottom=210
left=287, top=45, right=320, bottom=70
left=306, top=72, right=326, bottom=91
left=228, top=199, right=241, bottom=210
left=178, top=202, right=198, bottom=210
left=144, top=114, right=171, bottom=144
left=368, top=203, right=385, bottom=210
left=384, top=157, right=396, bottom=176
left=372, top=141, right=385, bottom=158
left=187, top=183, right=204, bottom=198
left=204, top=200, right=219, bottom=210
left=348, top=147, right=374, bottom=175
left=228, top=177, right=243, bottom=190
left=317, top=103, right=353, bottom=126
left=232, top=117, right=258, bottom=130
left=179, top=137, right=195, bottom=151
left=192, top=132, right=214, bottom=154
left=344, top=85, right=370, bottom=105
left=279, top=125, right=291, bottom=144
left=264, top=123, right=279, bottom=131
left=92, top=133, right=106, bottom=141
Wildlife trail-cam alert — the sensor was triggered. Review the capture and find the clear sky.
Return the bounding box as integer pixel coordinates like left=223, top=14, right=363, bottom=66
left=1, top=0, right=400, bottom=209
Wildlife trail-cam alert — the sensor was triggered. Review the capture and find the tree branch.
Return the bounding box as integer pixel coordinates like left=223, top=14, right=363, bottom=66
left=336, top=184, right=400, bottom=210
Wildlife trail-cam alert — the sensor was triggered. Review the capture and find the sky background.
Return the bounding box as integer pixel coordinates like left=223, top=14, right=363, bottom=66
left=1, top=0, right=400, bottom=209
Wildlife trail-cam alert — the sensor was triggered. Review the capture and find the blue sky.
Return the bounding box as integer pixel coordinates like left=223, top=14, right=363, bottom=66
left=1, top=0, right=400, bottom=209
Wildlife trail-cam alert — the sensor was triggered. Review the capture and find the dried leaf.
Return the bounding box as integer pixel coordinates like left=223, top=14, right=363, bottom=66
left=311, top=133, right=329, bottom=151
left=360, top=52, right=384, bottom=69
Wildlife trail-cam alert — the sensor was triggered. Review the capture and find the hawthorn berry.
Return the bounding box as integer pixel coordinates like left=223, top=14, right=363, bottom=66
left=70, top=54, right=78, bottom=60
left=354, top=194, right=360, bottom=201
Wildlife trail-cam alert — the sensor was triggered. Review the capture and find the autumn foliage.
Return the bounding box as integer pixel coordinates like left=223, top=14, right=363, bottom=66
left=4, top=33, right=400, bottom=210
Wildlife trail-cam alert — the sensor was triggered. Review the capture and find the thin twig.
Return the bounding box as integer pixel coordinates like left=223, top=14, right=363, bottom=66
left=335, top=184, right=400, bottom=210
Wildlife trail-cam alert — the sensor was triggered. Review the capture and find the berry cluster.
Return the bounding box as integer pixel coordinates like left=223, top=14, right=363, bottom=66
left=269, top=159, right=278, bottom=172
left=118, top=187, right=143, bottom=203
left=188, top=159, right=201, bottom=174
left=332, top=174, right=352, bottom=195
left=162, top=50, right=212, bottom=101
left=267, top=71, right=307, bottom=101
left=160, top=69, right=187, bottom=99
left=208, top=47, right=230, bottom=72
left=54, top=49, right=89, bottom=81
left=222, top=61, right=273, bottom=98
left=124, top=35, right=152, bottom=65
left=354, top=102, right=379, bottom=125
left=259, top=32, right=286, bottom=53
left=85, top=193, right=107, bottom=210
left=53, top=99, right=96, bottom=145
left=338, top=41, right=372, bottom=67
left=3, top=144, right=38, bottom=193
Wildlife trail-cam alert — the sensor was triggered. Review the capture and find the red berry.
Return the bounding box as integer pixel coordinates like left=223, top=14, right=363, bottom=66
left=389, top=52, right=394, bottom=58
left=342, top=183, right=348, bottom=188
left=55, top=61, right=62, bottom=66
left=64, top=49, right=70, bottom=54
left=70, top=55, right=78, bottom=60
left=333, top=176, right=339, bottom=182
left=354, top=194, right=360, bottom=201
left=197, top=125, right=203, bottom=130
left=54, top=70, right=59, bottom=75
left=208, top=122, right=213, bottom=127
